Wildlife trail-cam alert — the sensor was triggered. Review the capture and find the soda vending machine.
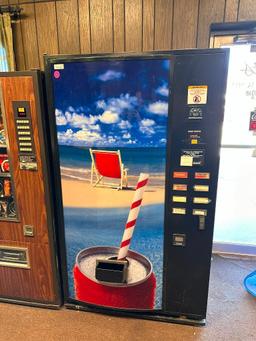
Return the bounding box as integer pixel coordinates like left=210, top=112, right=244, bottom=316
left=45, top=49, right=229, bottom=324
left=0, top=71, right=61, bottom=307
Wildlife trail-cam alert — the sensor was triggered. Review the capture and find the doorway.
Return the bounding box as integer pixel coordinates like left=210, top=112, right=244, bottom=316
left=210, top=24, right=256, bottom=255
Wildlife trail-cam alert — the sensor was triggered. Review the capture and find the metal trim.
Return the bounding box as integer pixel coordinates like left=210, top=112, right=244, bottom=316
left=0, top=245, right=30, bottom=269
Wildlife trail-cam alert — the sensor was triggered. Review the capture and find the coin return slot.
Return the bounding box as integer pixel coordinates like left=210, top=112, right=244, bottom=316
left=172, top=234, right=186, bottom=247
left=0, top=246, right=29, bottom=268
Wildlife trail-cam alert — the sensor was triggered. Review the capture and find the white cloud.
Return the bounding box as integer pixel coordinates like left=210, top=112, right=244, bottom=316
left=108, top=94, right=137, bottom=113
left=88, top=124, right=101, bottom=131
left=156, top=84, right=169, bottom=97
left=55, top=109, right=100, bottom=128
left=98, top=93, right=138, bottom=115
left=147, top=101, right=168, bottom=115
left=57, top=129, right=74, bottom=144
left=67, top=113, right=99, bottom=128
left=122, top=132, right=131, bottom=139
left=97, top=70, right=124, bottom=82
left=57, top=128, right=103, bottom=146
left=139, top=126, right=155, bottom=135
left=96, top=100, right=106, bottom=109
left=67, top=106, right=75, bottom=112
left=127, top=139, right=136, bottom=145
left=160, top=138, right=167, bottom=144
left=73, top=129, right=102, bottom=142
left=108, top=136, right=116, bottom=143
left=140, top=118, right=155, bottom=127
left=99, top=110, right=119, bottom=124
left=139, top=118, right=156, bottom=135
left=118, top=120, right=132, bottom=129
left=55, top=109, right=67, bottom=126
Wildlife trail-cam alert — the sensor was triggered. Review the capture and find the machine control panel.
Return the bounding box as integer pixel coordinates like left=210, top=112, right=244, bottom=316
left=163, top=51, right=228, bottom=319
left=12, top=101, right=38, bottom=171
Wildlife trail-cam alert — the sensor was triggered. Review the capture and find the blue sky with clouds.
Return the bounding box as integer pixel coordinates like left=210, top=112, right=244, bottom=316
left=52, top=58, right=170, bottom=147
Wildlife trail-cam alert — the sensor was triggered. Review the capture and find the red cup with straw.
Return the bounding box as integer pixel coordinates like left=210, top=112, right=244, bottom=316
left=73, top=173, right=157, bottom=310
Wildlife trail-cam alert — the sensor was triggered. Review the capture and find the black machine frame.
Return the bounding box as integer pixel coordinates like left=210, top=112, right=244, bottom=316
left=44, top=49, right=229, bottom=325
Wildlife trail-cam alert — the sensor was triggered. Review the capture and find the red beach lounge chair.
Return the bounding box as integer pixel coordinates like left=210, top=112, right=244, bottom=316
left=89, top=149, right=128, bottom=189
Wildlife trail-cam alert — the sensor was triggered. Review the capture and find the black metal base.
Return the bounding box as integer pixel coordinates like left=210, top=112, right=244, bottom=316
left=0, top=297, right=61, bottom=310
left=65, top=302, right=206, bottom=326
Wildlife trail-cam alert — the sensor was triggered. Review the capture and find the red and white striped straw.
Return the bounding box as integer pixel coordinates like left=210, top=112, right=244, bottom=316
left=117, top=173, right=149, bottom=260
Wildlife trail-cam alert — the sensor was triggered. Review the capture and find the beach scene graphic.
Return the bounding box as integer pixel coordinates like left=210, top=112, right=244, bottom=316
left=52, top=58, right=170, bottom=310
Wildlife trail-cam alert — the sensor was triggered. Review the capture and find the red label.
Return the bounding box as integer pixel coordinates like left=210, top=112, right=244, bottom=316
left=173, top=171, right=188, bottom=179
left=249, top=111, right=256, bottom=131
left=195, top=172, right=210, bottom=180
left=173, top=184, right=188, bottom=191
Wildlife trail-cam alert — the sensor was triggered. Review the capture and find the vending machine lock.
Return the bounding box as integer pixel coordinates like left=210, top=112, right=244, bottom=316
left=23, top=225, right=34, bottom=237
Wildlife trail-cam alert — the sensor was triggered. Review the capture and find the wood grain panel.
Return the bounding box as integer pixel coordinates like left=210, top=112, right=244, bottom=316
left=172, top=0, right=199, bottom=49
left=238, top=0, right=256, bottom=20
left=0, top=0, right=9, bottom=5
left=20, top=4, right=40, bottom=70
left=0, top=77, right=49, bottom=244
left=225, top=0, right=239, bottom=21
left=78, top=0, right=91, bottom=53
left=90, top=0, right=113, bottom=53
left=35, top=2, right=58, bottom=69
left=0, top=240, right=56, bottom=302
left=12, top=19, right=25, bottom=71
left=113, top=0, right=125, bottom=52
left=143, top=0, right=154, bottom=51
left=0, top=75, right=58, bottom=303
left=197, top=0, right=225, bottom=48
left=154, top=0, right=173, bottom=50
left=125, top=0, right=142, bottom=52
left=56, top=0, right=80, bottom=54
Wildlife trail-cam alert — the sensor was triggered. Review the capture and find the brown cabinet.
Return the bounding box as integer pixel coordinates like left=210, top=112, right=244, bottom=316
left=0, top=71, right=60, bottom=306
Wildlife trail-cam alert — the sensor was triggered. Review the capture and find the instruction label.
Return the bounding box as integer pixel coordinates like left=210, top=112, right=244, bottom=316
left=187, top=86, right=208, bottom=105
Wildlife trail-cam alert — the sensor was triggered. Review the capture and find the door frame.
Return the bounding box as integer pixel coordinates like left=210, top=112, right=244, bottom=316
left=210, top=21, right=256, bottom=256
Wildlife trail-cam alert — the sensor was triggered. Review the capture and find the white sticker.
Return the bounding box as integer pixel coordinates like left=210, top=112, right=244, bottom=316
left=193, top=209, right=207, bottom=216
left=193, top=197, right=211, bottom=204
left=54, top=64, right=64, bottom=70
left=172, top=196, right=187, bottom=203
left=172, top=208, right=186, bottom=215
left=187, top=85, right=208, bottom=105
left=180, top=155, right=193, bottom=167
left=194, top=185, right=209, bottom=192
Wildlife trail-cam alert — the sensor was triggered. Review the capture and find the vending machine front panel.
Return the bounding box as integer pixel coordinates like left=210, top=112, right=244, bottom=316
left=0, top=71, right=61, bottom=307
left=45, top=50, right=229, bottom=324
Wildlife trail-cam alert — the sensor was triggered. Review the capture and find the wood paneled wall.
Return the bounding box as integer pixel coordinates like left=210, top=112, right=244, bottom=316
left=1, top=0, right=256, bottom=70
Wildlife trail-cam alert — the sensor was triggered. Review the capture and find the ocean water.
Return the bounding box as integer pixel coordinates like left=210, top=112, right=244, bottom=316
left=59, top=145, right=166, bottom=176
left=64, top=203, right=164, bottom=310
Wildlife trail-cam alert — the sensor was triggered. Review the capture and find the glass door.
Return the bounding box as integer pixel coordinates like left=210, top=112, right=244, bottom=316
left=0, top=106, right=17, bottom=220
left=212, top=40, right=256, bottom=254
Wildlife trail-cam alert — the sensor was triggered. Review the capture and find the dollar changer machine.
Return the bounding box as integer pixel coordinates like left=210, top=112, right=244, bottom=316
left=45, top=49, right=229, bottom=325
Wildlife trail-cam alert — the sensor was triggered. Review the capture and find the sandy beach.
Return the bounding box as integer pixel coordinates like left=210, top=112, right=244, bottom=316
left=61, top=178, right=165, bottom=208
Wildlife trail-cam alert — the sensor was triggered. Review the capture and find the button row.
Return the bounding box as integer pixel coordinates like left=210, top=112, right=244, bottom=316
left=172, top=208, right=207, bottom=216
left=173, top=171, right=210, bottom=179
left=173, top=184, right=209, bottom=192
left=172, top=196, right=211, bottom=204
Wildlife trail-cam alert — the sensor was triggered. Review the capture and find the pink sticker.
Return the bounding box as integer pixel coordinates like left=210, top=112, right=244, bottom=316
left=53, top=70, right=60, bottom=79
